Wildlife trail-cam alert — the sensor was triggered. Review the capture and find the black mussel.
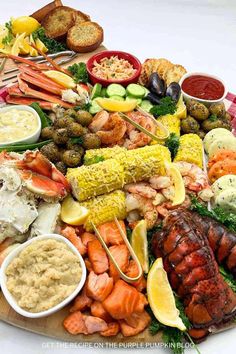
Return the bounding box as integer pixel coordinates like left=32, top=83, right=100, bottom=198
left=146, top=92, right=161, bottom=105
left=166, top=82, right=181, bottom=102
left=148, top=73, right=166, bottom=97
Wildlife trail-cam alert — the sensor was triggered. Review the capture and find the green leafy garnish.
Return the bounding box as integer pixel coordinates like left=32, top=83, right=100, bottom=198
left=147, top=223, right=162, bottom=269
left=32, top=27, right=66, bottom=53
left=69, top=137, right=84, bottom=145
left=219, top=266, right=236, bottom=292
left=84, top=155, right=105, bottom=166
left=126, top=226, right=132, bottom=242
left=208, top=114, right=218, bottom=122
left=150, top=97, right=177, bottom=117
left=74, top=102, right=91, bottom=112
left=30, top=102, right=51, bottom=128
left=2, top=21, right=14, bottom=46
left=68, top=63, right=89, bottom=84
left=165, top=133, right=180, bottom=159
left=190, top=196, right=236, bottom=233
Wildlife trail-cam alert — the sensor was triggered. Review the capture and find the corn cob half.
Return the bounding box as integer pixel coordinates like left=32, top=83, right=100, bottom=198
left=81, top=190, right=126, bottom=231
left=68, top=158, right=124, bottom=202
left=84, top=146, right=126, bottom=165
left=174, top=133, right=203, bottom=168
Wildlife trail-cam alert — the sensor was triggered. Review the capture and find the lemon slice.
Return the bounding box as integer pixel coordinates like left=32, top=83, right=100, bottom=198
left=44, top=70, right=76, bottom=89
left=175, top=95, right=187, bottom=119
left=29, top=34, right=38, bottom=56
left=19, top=36, right=31, bottom=55
left=12, top=16, right=40, bottom=36
left=35, top=38, right=48, bottom=53
left=147, top=257, right=186, bottom=331
left=166, top=162, right=185, bottom=206
left=61, top=195, right=89, bottom=225
left=131, top=220, right=149, bottom=273
left=96, top=97, right=137, bottom=112
left=11, top=33, right=26, bottom=56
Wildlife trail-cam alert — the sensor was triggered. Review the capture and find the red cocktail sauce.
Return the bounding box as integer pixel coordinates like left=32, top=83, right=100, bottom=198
left=181, top=75, right=225, bottom=100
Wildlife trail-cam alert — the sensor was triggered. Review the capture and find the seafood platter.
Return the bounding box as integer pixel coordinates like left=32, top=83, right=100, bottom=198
left=0, top=1, right=236, bottom=353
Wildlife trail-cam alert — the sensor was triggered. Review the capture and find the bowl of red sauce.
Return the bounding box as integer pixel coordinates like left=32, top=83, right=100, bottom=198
left=86, top=50, right=142, bottom=87
left=179, top=72, right=227, bottom=105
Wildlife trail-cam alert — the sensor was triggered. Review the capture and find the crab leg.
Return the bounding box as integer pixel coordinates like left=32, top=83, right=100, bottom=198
left=5, top=54, right=51, bottom=70
left=19, top=65, right=65, bottom=90
left=30, top=44, right=72, bottom=76
left=18, top=76, right=73, bottom=108
left=19, top=70, right=64, bottom=95
left=6, top=95, right=55, bottom=110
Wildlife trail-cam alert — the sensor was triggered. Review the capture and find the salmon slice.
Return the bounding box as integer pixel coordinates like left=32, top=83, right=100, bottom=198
left=109, top=244, right=130, bottom=281
left=84, top=258, right=93, bottom=272
left=103, top=279, right=148, bottom=319
left=63, top=311, right=88, bottom=335
left=61, top=226, right=87, bottom=256
left=0, top=244, right=20, bottom=266
left=63, top=311, right=108, bottom=335
left=86, top=271, right=113, bottom=302
left=0, top=238, right=15, bottom=252
left=91, top=301, right=113, bottom=322
left=81, top=232, right=97, bottom=248
left=100, top=322, right=120, bottom=337
left=70, top=287, right=92, bottom=312
left=97, top=220, right=126, bottom=245
left=125, top=260, right=147, bottom=292
left=119, top=310, right=151, bottom=336
left=87, top=239, right=109, bottom=274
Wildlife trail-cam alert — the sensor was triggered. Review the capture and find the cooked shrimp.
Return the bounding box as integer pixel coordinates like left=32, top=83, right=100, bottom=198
left=174, top=161, right=210, bottom=192
left=124, top=111, right=156, bottom=149
left=96, top=112, right=127, bottom=145
left=88, top=110, right=109, bottom=133
left=126, top=193, right=158, bottom=229
left=125, top=182, right=157, bottom=198
left=149, top=176, right=171, bottom=189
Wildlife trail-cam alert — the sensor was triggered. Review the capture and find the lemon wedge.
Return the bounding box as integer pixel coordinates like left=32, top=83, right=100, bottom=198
left=165, top=162, right=185, bottom=206
left=175, top=95, right=187, bottom=119
left=61, top=195, right=89, bottom=225
left=35, top=38, right=48, bottom=53
left=147, top=257, right=186, bottom=331
left=12, top=16, right=40, bottom=36
left=29, top=34, right=38, bottom=56
left=11, top=33, right=26, bottom=56
left=131, top=220, right=149, bottom=273
left=44, top=70, right=76, bottom=89
left=19, top=36, right=31, bottom=55
left=96, top=97, right=137, bottom=112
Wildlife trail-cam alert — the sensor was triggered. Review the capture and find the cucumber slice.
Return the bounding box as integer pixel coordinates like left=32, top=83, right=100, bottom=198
left=101, top=87, right=107, bottom=97
left=126, top=84, right=146, bottom=98
left=106, top=84, right=126, bottom=97
left=144, top=87, right=150, bottom=97
left=89, top=99, right=103, bottom=115
left=110, top=95, right=125, bottom=101
left=140, top=99, right=154, bottom=112
left=126, top=96, right=141, bottom=105
left=91, top=83, right=102, bottom=100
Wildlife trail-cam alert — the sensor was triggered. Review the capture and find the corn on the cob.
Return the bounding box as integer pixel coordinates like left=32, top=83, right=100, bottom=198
left=84, top=146, right=126, bottom=165
left=174, top=133, right=203, bottom=168
left=151, top=114, right=180, bottom=145
left=81, top=190, right=126, bottom=231
left=67, top=159, right=124, bottom=202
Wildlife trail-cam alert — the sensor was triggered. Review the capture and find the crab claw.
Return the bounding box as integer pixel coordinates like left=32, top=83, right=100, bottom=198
left=14, top=151, right=70, bottom=192
left=19, top=170, right=68, bottom=201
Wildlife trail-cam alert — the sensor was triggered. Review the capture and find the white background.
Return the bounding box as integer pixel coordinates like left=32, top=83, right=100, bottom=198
left=0, top=0, right=236, bottom=353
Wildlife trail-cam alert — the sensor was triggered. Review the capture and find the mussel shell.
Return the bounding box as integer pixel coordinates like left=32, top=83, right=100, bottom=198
left=146, top=92, right=161, bottom=105
left=166, top=82, right=181, bottom=102
left=148, top=73, right=166, bottom=97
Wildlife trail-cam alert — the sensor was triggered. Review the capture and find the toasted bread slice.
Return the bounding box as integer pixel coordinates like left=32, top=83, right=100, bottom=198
left=67, top=22, right=103, bottom=53
left=31, top=0, right=62, bottom=23
left=75, top=10, right=91, bottom=24
left=41, top=6, right=76, bottom=40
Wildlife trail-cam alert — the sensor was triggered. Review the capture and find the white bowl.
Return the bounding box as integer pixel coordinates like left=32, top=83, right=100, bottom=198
left=179, top=72, right=228, bottom=106
left=0, top=234, right=86, bottom=318
left=0, top=105, right=41, bottom=146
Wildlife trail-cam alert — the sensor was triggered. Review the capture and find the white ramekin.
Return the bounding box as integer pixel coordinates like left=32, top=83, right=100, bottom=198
left=0, top=105, right=41, bottom=146
left=0, top=234, right=86, bottom=318
left=179, top=72, right=227, bottom=106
